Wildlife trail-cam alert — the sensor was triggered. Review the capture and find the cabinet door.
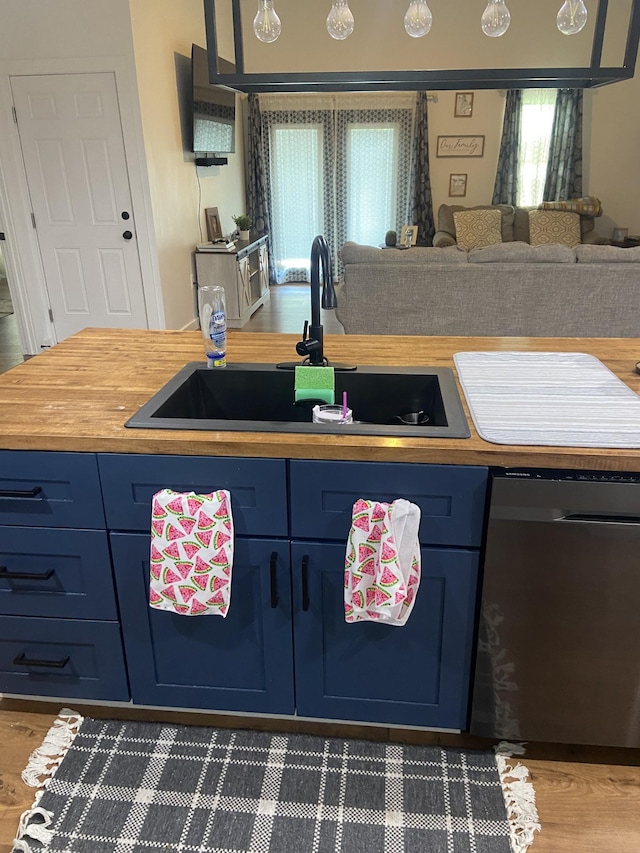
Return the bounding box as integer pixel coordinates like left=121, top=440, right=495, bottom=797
left=237, top=256, right=251, bottom=314
left=111, top=533, right=295, bottom=713
left=258, top=243, right=269, bottom=296
left=291, top=541, right=478, bottom=729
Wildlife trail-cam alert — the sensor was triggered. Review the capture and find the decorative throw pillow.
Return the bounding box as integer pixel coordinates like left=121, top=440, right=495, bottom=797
left=528, top=210, right=581, bottom=247
left=453, top=208, right=503, bottom=251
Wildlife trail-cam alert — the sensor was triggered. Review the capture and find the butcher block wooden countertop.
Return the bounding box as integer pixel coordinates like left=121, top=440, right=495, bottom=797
left=1, top=328, right=639, bottom=471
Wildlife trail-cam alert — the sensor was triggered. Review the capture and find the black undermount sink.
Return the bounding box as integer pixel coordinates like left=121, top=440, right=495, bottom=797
left=125, top=363, right=470, bottom=438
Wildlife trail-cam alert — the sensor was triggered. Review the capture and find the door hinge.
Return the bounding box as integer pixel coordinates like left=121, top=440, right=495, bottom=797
left=48, top=308, right=54, bottom=323
left=11, top=105, right=17, bottom=124
left=31, top=213, right=36, bottom=229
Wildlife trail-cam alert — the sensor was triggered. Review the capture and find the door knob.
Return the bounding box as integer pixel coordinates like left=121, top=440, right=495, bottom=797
left=122, top=230, right=133, bottom=240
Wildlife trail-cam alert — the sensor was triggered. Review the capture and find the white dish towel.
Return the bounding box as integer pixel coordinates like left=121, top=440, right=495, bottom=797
left=149, top=489, right=233, bottom=616
left=344, top=498, right=421, bottom=626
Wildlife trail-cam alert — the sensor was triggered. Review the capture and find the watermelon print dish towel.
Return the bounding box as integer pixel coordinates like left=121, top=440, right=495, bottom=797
left=344, top=498, right=421, bottom=626
left=149, top=489, right=233, bottom=617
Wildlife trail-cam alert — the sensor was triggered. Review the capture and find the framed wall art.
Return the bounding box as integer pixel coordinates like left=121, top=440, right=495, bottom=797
left=436, top=136, right=485, bottom=158
left=454, top=92, right=474, bottom=117
left=205, top=207, right=223, bottom=241
left=400, top=225, right=418, bottom=246
left=449, top=173, right=468, bottom=198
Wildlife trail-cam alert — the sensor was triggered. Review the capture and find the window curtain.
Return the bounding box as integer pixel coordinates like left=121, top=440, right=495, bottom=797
left=252, top=93, right=417, bottom=283
left=492, top=90, right=522, bottom=206
left=246, top=94, right=274, bottom=281
left=543, top=89, right=583, bottom=201
left=411, top=92, right=435, bottom=246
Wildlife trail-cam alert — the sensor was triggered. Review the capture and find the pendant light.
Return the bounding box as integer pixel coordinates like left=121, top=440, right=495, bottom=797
left=557, top=0, right=588, bottom=35
left=253, top=0, right=281, bottom=43
left=326, top=0, right=355, bottom=40
left=481, top=0, right=511, bottom=37
left=404, top=0, right=433, bottom=38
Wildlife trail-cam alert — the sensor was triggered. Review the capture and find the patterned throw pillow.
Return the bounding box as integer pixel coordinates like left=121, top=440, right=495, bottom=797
left=453, top=209, right=502, bottom=251
left=528, top=210, right=581, bottom=247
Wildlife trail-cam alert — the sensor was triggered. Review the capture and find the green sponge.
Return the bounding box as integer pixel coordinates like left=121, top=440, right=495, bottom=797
left=294, top=365, right=335, bottom=405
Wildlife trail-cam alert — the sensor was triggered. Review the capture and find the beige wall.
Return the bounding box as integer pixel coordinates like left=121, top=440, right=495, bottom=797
left=129, top=0, right=246, bottom=330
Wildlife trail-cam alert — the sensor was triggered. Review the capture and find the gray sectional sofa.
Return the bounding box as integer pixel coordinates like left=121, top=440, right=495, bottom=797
left=336, top=242, right=640, bottom=337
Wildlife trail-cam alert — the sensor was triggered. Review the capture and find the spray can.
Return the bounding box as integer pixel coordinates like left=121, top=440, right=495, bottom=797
left=198, top=285, right=227, bottom=368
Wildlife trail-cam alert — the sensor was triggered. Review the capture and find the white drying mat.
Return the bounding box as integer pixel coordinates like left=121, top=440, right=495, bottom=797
left=453, top=351, right=640, bottom=448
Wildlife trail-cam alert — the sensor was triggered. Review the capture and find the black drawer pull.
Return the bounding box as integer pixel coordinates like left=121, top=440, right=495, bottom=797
left=0, top=486, right=43, bottom=499
left=301, top=555, right=310, bottom=612
left=13, top=652, right=70, bottom=669
left=269, top=551, right=278, bottom=608
left=0, top=567, right=54, bottom=581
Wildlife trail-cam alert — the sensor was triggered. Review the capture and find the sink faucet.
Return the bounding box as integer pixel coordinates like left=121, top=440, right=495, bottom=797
left=295, top=235, right=337, bottom=366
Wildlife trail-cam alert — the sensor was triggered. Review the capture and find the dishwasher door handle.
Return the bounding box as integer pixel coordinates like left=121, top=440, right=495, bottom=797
left=559, top=513, right=640, bottom=525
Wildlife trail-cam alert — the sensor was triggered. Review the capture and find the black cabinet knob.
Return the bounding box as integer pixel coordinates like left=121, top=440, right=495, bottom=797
left=122, top=230, right=133, bottom=240
left=121, top=211, right=130, bottom=220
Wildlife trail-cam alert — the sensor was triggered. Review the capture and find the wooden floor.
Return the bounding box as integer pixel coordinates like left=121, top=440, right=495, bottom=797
left=0, top=283, right=343, bottom=376
left=1, top=697, right=639, bottom=853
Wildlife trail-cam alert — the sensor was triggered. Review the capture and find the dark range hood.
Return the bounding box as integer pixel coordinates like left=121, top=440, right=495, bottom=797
left=204, top=0, right=640, bottom=92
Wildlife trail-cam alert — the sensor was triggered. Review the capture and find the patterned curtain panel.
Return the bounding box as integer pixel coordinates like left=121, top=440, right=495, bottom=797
left=411, top=92, right=435, bottom=247
left=492, top=90, right=522, bottom=206
left=543, top=89, right=583, bottom=201
left=253, top=93, right=417, bottom=284
left=246, top=95, right=274, bottom=282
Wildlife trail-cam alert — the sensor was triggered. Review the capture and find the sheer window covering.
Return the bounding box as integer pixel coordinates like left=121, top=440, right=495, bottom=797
left=257, top=93, right=416, bottom=283
left=517, top=89, right=557, bottom=207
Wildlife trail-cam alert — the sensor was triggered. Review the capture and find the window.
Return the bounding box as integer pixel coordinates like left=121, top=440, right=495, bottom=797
left=261, top=95, right=415, bottom=282
left=517, top=89, right=557, bottom=207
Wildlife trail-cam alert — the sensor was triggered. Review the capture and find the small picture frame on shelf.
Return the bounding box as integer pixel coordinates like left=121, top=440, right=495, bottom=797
left=205, top=207, right=223, bottom=241
left=400, top=225, right=418, bottom=247
left=449, top=173, right=468, bottom=198
left=454, top=92, right=474, bottom=118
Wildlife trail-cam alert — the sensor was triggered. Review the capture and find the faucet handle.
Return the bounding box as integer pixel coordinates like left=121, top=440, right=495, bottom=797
left=301, top=320, right=309, bottom=341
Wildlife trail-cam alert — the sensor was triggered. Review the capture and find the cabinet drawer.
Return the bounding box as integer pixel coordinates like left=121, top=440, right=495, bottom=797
left=0, top=616, right=129, bottom=701
left=98, top=454, right=288, bottom=536
left=290, top=460, right=488, bottom=547
left=0, top=451, right=104, bottom=528
left=0, top=527, right=117, bottom=619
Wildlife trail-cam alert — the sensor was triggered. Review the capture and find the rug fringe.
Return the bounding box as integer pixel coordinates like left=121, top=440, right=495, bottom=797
left=21, top=707, right=83, bottom=788
left=495, top=741, right=541, bottom=853
left=12, top=708, right=83, bottom=853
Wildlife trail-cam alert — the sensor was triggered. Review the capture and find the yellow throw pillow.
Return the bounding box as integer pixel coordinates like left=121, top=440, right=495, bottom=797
left=453, top=208, right=503, bottom=251
left=528, top=209, right=581, bottom=247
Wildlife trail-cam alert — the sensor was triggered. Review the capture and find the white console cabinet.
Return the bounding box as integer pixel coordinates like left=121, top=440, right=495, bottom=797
left=195, top=234, right=269, bottom=328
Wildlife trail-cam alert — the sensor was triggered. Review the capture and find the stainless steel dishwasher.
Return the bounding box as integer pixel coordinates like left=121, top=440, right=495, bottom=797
left=470, top=468, right=640, bottom=748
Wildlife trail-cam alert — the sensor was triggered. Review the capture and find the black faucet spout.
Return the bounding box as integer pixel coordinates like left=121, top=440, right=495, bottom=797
left=295, top=235, right=336, bottom=366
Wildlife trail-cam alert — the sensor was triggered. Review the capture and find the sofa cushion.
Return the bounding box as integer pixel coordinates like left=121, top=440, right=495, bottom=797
left=438, top=203, right=515, bottom=242
left=340, top=242, right=468, bottom=264
left=453, top=209, right=503, bottom=251
left=528, top=210, right=581, bottom=247
left=468, top=241, right=576, bottom=263
left=575, top=244, right=640, bottom=263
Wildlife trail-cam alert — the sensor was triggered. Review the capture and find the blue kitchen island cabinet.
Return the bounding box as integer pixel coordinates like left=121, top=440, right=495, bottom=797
left=111, top=533, right=295, bottom=714
left=291, top=542, right=479, bottom=729
left=289, top=460, right=486, bottom=728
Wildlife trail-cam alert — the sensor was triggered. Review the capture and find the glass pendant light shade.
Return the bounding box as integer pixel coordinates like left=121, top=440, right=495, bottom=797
left=253, top=0, right=281, bottom=43
left=481, top=0, right=511, bottom=37
left=557, top=0, right=588, bottom=35
left=404, top=0, right=433, bottom=37
left=326, top=0, right=355, bottom=40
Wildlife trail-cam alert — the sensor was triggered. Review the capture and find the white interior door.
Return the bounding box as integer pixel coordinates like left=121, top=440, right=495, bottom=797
left=10, top=73, right=149, bottom=342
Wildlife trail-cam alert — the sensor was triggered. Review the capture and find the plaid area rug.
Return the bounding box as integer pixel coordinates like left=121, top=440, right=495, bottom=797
left=13, top=710, right=540, bottom=853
